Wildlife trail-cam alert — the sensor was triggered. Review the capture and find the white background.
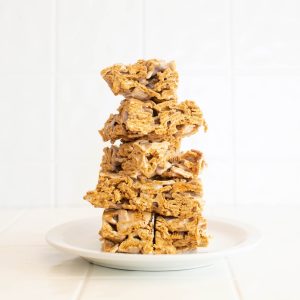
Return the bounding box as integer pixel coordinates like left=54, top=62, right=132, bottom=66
left=1, top=0, right=300, bottom=208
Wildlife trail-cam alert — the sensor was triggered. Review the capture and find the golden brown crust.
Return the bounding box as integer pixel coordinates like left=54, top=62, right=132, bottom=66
left=101, top=59, right=178, bottom=102
left=101, top=140, right=205, bottom=179
left=101, top=209, right=154, bottom=254
left=101, top=209, right=208, bottom=254
left=85, top=58, right=210, bottom=254
left=154, top=215, right=208, bottom=254
left=84, top=172, right=203, bottom=218
left=99, top=98, right=207, bottom=143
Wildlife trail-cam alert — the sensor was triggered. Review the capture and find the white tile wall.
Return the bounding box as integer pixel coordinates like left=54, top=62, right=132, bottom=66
left=0, top=0, right=53, bottom=73
left=235, top=76, right=300, bottom=160
left=144, top=0, right=230, bottom=73
left=0, top=0, right=300, bottom=207
left=233, top=0, right=300, bottom=72
left=56, top=0, right=143, bottom=74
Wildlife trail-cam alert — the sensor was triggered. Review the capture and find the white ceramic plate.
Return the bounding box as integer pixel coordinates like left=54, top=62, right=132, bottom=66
left=46, top=216, right=260, bottom=271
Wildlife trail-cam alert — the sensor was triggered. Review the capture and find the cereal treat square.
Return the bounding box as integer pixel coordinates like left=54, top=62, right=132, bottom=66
left=101, top=140, right=205, bottom=179
left=84, top=173, right=204, bottom=218
left=101, top=59, right=178, bottom=102
left=99, top=98, right=207, bottom=143
left=154, top=215, right=208, bottom=254
left=163, top=149, right=205, bottom=179
left=100, top=209, right=154, bottom=254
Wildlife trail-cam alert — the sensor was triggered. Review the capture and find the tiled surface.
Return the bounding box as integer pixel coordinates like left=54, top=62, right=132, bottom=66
left=211, top=206, right=300, bottom=300
left=145, top=0, right=230, bottom=73
left=233, top=0, right=300, bottom=71
left=56, top=0, right=143, bottom=73
left=56, top=74, right=110, bottom=163
left=0, top=246, right=89, bottom=279
left=0, top=207, right=299, bottom=300
left=235, top=76, right=300, bottom=160
left=0, top=209, right=24, bottom=230
left=0, top=279, right=83, bottom=300
left=0, top=0, right=300, bottom=208
left=0, top=73, right=52, bottom=204
left=0, top=163, right=52, bottom=208
left=236, top=160, right=300, bottom=204
left=0, top=74, right=52, bottom=163
left=229, top=234, right=300, bottom=300
left=0, top=0, right=53, bottom=73
left=234, top=75, right=300, bottom=204
left=82, top=262, right=239, bottom=300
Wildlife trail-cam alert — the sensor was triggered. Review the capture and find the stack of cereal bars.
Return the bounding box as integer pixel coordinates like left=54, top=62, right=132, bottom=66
left=84, top=59, right=209, bottom=254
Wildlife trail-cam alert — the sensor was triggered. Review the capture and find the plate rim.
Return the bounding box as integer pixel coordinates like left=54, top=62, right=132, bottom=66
left=46, top=215, right=261, bottom=261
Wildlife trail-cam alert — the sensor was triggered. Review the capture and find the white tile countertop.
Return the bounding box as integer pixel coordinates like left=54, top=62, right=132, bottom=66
left=0, top=205, right=299, bottom=300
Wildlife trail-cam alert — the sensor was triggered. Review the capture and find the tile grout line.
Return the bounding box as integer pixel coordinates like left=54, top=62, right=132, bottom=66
left=226, top=258, right=243, bottom=300
left=228, top=0, right=237, bottom=206
left=71, top=263, right=93, bottom=300
left=50, top=0, right=58, bottom=207
left=0, top=210, right=26, bottom=234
